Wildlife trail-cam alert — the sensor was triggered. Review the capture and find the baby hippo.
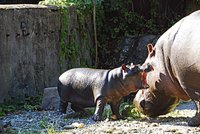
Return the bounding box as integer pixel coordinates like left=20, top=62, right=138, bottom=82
left=58, top=63, right=152, bottom=121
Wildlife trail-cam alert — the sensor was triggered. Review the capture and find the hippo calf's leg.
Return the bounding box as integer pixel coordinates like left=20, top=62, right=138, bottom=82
left=59, top=100, right=68, bottom=114
left=71, top=104, right=85, bottom=112
left=92, top=96, right=106, bottom=121
left=71, top=104, right=88, bottom=116
left=110, top=102, right=123, bottom=120
left=188, top=100, right=200, bottom=126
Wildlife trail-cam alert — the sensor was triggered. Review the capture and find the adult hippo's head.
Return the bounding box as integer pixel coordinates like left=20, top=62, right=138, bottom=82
left=134, top=89, right=180, bottom=117
left=133, top=44, right=180, bottom=117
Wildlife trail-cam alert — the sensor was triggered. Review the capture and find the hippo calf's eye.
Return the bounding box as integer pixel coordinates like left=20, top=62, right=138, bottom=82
left=145, top=63, right=154, bottom=72
left=132, top=66, right=140, bottom=73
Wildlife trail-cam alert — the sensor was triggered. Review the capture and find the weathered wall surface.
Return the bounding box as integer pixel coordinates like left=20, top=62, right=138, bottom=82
left=0, top=0, right=40, bottom=4
left=0, top=4, right=95, bottom=103
left=0, top=4, right=61, bottom=102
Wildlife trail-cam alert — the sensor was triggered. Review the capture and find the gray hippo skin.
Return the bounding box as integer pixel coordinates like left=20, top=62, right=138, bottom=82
left=58, top=63, right=152, bottom=121
left=134, top=10, right=200, bottom=126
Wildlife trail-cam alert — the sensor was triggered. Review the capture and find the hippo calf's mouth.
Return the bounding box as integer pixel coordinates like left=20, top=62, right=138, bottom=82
left=141, top=71, right=149, bottom=89
left=140, top=63, right=153, bottom=89
left=134, top=71, right=149, bottom=92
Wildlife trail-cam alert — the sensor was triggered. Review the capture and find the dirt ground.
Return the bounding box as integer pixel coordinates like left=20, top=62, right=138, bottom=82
left=0, top=101, right=199, bottom=134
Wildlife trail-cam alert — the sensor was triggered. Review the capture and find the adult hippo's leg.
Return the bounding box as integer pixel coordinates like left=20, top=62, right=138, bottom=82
left=92, top=96, right=106, bottom=121
left=110, top=101, right=123, bottom=120
left=188, top=100, right=200, bottom=126
left=193, top=100, right=200, bottom=115
left=179, top=83, right=200, bottom=126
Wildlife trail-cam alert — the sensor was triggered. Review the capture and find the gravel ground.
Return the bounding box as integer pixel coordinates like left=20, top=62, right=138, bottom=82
left=0, top=101, right=199, bottom=134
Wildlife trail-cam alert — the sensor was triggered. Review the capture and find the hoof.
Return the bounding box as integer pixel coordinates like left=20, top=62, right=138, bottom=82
left=58, top=110, right=66, bottom=114
left=188, top=116, right=200, bottom=127
left=55, top=110, right=65, bottom=115
left=92, top=114, right=103, bottom=121
left=58, top=107, right=67, bottom=114
left=111, top=115, right=124, bottom=121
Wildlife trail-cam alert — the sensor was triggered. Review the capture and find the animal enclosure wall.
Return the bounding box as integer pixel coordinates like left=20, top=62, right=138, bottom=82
left=0, top=4, right=95, bottom=103
left=0, top=5, right=61, bottom=103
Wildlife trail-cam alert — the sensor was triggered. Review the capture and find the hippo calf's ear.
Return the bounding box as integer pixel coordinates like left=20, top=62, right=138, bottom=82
left=122, top=64, right=128, bottom=72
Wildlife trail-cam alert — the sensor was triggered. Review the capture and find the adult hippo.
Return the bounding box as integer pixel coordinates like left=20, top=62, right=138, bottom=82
left=134, top=10, right=200, bottom=126
left=58, top=63, right=152, bottom=121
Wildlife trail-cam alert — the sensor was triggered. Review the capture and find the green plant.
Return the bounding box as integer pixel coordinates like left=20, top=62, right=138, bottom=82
left=39, top=0, right=104, bottom=69
left=103, top=107, right=112, bottom=119
left=39, top=116, right=49, bottom=129
left=2, top=127, right=17, bottom=134
left=120, top=102, right=141, bottom=119
left=0, top=95, right=42, bottom=117
left=46, top=126, right=56, bottom=134
left=83, top=103, right=140, bottom=120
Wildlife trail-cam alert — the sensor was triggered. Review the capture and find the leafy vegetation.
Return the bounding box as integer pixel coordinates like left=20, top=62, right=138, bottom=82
left=120, top=102, right=141, bottom=119
left=39, top=0, right=185, bottom=69
left=0, top=96, right=41, bottom=117
left=71, top=102, right=141, bottom=119
left=97, top=0, right=184, bottom=68
left=39, top=0, right=103, bottom=69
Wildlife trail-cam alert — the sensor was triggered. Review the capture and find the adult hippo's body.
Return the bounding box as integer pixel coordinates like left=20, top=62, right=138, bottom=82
left=58, top=64, right=152, bottom=121
left=134, top=10, right=200, bottom=126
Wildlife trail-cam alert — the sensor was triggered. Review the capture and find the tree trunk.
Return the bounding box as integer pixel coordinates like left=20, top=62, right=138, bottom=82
left=93, top=0, right=98, bottom=68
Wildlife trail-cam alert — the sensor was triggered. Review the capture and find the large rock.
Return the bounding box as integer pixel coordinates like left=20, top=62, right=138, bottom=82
left=119, top=35, right=159, bottom=65
left=41, top=87, right=60, bottom=110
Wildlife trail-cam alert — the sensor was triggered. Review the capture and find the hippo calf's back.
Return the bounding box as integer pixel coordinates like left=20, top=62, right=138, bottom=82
left=58, top=68, right=109, bottom=101
left=59, top=68, right=108, bottom=87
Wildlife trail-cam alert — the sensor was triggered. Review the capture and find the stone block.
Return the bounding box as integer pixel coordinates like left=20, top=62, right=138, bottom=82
left=41, top=87, right=60, bottom=110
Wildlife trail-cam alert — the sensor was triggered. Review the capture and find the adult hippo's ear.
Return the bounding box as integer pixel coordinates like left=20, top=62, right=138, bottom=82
left=147, top=44, right=155, bottom=57
left=122, top=64, right=129, bottom=73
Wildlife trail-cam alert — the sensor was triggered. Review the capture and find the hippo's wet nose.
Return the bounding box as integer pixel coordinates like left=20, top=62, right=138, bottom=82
left=140, top=100, right=152, bottom=111
left=140, top=100, right=145, bottom=110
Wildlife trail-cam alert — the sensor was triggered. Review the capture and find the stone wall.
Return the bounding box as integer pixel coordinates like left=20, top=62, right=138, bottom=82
left=0, top=4, right=61, bottom=103
left=0, top=4, right=95, bottom=103
left=0, top=0, right=40, bottom=4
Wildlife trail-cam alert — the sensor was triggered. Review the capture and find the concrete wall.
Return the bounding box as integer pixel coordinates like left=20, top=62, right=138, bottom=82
left=0, top=0, right=40, bottom=4
left=0, top=4, right=61, bottom=102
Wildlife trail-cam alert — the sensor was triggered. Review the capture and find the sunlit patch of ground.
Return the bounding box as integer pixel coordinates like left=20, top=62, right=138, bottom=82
left=1, top=101, right=199, bottom=134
